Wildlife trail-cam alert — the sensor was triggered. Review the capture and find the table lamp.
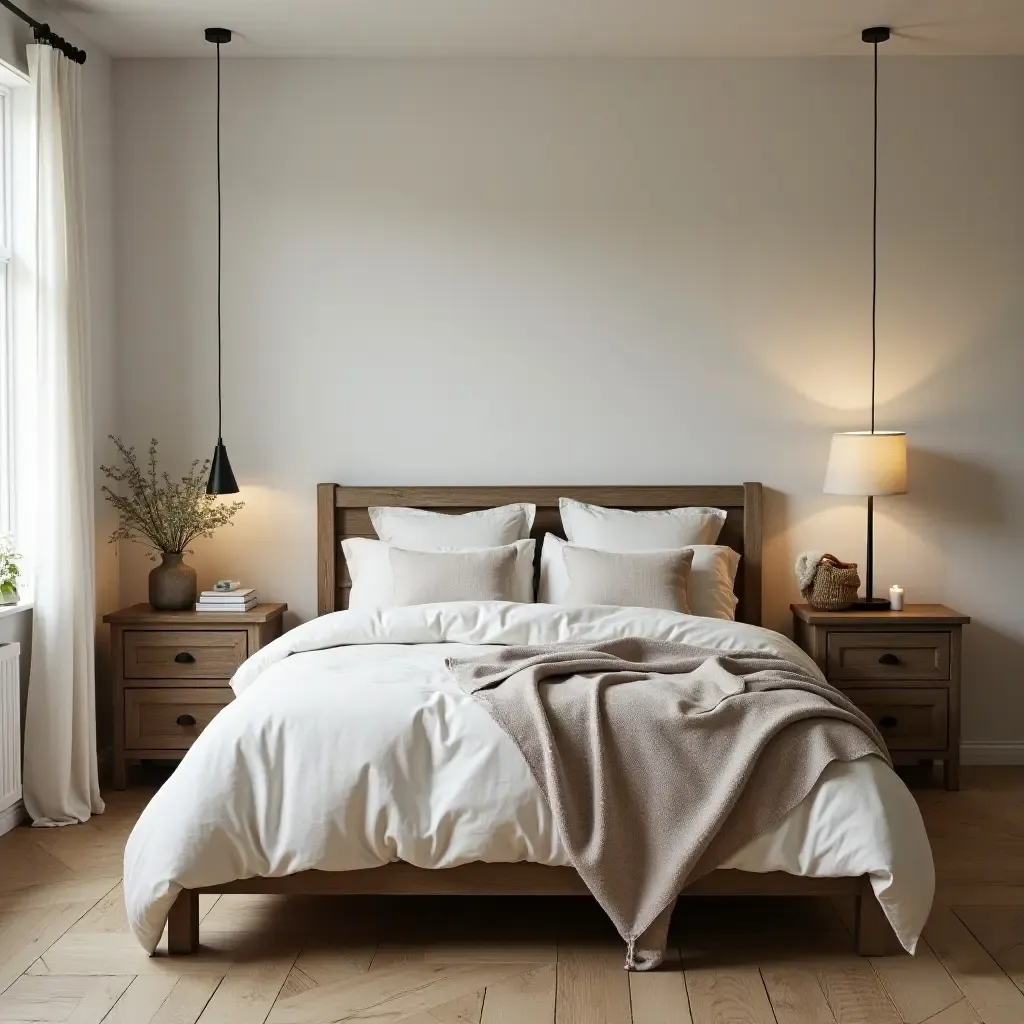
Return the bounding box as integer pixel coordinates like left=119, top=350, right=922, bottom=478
left=823, top=27, right=907, bottom=610
left=823, top=430, right=907, bottom=609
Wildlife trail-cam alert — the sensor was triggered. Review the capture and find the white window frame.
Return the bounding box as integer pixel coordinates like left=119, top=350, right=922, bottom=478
left=0, top=83, right=13, bottom=539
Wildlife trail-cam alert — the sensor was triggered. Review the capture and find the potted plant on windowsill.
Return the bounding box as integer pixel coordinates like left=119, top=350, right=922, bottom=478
left=101, top=437, right=244, bottom=611
left=0, top=536, right=20, bottom=606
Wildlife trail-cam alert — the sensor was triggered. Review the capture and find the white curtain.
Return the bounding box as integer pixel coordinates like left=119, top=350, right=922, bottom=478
left=22, top=45, right=104, bottom=826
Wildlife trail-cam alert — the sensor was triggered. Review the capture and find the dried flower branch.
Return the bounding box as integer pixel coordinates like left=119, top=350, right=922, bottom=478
left=101, top=437, right=244, bottom=560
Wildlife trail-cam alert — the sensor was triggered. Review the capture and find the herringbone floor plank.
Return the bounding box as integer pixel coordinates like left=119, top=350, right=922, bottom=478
left=0, top=767, right=1020, bottom=1022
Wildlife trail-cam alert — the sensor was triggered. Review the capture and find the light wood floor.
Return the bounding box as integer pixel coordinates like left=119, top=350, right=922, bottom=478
left=1, top=767, right=1023, bottom=1024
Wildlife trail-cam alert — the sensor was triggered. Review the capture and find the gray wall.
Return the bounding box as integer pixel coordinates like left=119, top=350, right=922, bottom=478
left=0, top=5, right=32, bottom=74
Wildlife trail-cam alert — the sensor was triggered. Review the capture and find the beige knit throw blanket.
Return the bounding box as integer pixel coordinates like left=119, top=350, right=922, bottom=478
left=447, top=637, right=889, bottom=968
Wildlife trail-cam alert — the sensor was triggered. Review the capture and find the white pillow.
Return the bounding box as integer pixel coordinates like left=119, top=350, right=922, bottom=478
left=561, top=545, right=693, bottom=612
left=539, top=534, right=741, bottom=621
left=370, top=503, right=536, bottom=548
left=344, top=538, right=536, bottom=610
left=389, top=546, right=518, bottom=605
left=559, top=498, right=726, bottom=549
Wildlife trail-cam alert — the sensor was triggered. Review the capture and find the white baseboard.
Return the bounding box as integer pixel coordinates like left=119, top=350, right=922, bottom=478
left=961, top=742, right=1024, bottom=766
left=0, top=799, right=27, bottom=836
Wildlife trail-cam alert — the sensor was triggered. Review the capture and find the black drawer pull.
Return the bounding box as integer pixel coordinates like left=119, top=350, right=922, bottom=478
left=879, top=715, right=899, bottom=729
left=878, top=653, right=901, bottom=666
left=176, top=713, right=197, bottom=727
left=174, top=652, right=196, bottom=664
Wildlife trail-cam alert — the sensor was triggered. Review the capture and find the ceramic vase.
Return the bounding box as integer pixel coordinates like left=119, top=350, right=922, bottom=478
left=148, top=552, right=197, bottom=611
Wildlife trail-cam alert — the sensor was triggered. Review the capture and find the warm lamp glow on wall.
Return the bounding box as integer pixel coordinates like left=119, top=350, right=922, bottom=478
left=823, top=27, right=907, bottom=610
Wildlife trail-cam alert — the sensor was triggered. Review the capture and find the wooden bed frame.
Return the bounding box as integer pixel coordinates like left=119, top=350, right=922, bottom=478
left=166, top=483, right=896, bottom=957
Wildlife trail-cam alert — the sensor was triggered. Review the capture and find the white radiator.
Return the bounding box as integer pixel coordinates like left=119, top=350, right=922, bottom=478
left=0, top=642, right=22, bottom=833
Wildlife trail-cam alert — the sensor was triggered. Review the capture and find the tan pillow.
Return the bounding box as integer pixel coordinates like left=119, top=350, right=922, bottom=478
left=389, top=545, right=518, bottom=606
left=561, top=546, right=694, bottom=612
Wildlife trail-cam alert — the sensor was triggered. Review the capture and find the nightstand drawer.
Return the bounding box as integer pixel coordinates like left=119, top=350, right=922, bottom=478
left=851, top=687, right=948, bottom=751
left=123, top=630, right=247, bottom=680
left=826, top=631, right=950, bottom=682
left=125, top=687, right=233, bottom=751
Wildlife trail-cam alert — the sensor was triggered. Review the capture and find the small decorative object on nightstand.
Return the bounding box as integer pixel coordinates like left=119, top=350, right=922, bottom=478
left=104, top=602, right=286, bottom=789
left=792, top=603, right=969, bottom=790
left=795, top=551, right=860, bottom=611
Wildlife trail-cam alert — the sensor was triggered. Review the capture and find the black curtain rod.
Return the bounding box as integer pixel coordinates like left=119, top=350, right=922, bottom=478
left=0, top=0, right=86, bottom=63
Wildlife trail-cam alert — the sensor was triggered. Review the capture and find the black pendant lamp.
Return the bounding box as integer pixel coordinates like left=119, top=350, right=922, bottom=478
left=205, top=27, right=239, bottom=494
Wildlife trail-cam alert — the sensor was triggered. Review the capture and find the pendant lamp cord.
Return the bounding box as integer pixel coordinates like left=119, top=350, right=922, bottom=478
left=868, top=36, right=876, bottom=434
left=212, top=37, right=221, bottom=444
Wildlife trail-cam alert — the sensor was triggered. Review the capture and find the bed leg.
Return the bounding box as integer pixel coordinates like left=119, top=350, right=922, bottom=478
left=167, top=889, right=199, bottom=955
left=855, top=876, right=896, bottom=956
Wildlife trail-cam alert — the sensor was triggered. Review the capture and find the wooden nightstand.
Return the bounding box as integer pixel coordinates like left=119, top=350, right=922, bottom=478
left=104, top=602, right=287, bottom=789
left=791, top=604, right=969, bottom=790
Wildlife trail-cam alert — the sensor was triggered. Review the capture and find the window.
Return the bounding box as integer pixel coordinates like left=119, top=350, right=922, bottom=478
left=0, top=83, right=11, bottom=539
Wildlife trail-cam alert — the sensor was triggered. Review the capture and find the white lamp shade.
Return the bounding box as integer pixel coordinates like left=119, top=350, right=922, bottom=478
left=823, top=431, right=908, bottom=496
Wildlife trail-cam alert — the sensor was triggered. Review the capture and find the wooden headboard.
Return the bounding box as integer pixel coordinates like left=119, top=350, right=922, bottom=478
left=316, top=483, right=763, bottom=626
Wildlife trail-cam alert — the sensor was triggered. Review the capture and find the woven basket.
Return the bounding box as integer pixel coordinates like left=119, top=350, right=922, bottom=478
left=802, top=553, right=860, bottom=611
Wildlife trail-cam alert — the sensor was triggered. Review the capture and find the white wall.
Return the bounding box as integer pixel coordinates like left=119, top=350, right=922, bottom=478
left=113, top=57, right=1024, bottom=752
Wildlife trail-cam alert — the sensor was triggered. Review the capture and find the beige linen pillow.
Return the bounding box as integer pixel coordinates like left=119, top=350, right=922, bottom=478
left=389, top=545, right=519, bottom=606
left=370, top=503, right=536, bottom=548
left=561, top=546, right=694, bottom=612
left=344, top=538, right=535, bottom=609
left=540, top=535, right=740, bottom=620
left=559, top=498, right=726, bottom=549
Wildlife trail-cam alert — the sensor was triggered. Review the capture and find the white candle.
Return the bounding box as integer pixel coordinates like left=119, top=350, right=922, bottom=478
left=889, top=585, right=904, bottom=611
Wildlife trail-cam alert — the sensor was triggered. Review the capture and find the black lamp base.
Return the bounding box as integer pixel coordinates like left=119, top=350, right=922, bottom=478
left=854, top=494, right=890, bottom=611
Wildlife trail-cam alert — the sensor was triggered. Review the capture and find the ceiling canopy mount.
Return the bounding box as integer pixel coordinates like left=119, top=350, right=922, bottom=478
left=861, top=26, right=891, bottom=45
left=204, top=27, right=232, bottom=45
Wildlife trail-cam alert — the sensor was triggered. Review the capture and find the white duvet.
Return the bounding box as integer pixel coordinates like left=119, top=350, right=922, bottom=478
left=123, top=602, right=934, bottom=953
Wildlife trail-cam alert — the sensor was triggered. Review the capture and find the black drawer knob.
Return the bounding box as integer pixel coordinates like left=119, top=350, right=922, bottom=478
left=878, top=653, right=901, bottom=666
left=174, top=652, right=196, bottom=664
left=879, top=715, right=899, bottom=729
left=175, top=713, right=197, bottom=727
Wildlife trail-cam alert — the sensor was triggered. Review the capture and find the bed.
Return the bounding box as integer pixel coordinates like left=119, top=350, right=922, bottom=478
left=126, top=483, right=933, bottom=961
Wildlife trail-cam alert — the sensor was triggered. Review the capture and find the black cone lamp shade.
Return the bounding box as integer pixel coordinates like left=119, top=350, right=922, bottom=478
left=205, top=27, right=239, bottom=495
left=208, top=440, right=238, bottom=494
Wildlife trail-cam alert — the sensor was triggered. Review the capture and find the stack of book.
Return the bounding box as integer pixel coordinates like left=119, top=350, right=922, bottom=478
left=196, top=587, right=258, bottom=612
